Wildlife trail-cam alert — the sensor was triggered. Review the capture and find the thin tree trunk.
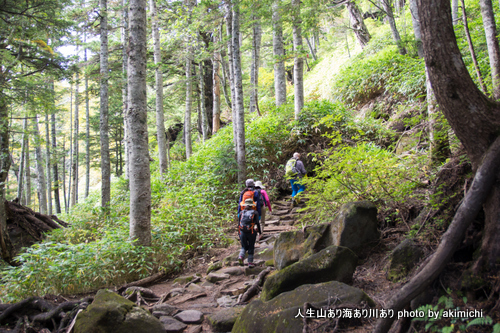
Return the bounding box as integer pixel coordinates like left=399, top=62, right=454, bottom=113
left=122, top=0, right=129, bottom=180
left=225, top=1, right=238, bottom=153
left=273, top=0, right=287, bottom=106
left=382, top=0, right=407, bottom=55
left=128, top=0, right=151, bottom=246
left=62, top=140, right=67, bottom=213
left=72, top=70, right=79, bottom=206
left=85, top=35, right=90, bottom=198
left=409, top=0, right=424, bottom=58
left=219, top=26, right=232, bottom=110
left=461, top=0, right=488, bottom=93
left=212, top=31, right=221, bottom=133
left=25, top=135, right=31, bottom=207
left=305, top=36, right=317, bottom=61
left=45, top=112, right=52, bottom=215
left=33, top=116, right=47, bottom=214
left=292, top=0, right=304, bottom=119
left=100, top=0, right=111, bottom=208
left=185, top=56, right=193, bottom=158
left=199, top=62, right=208, bottom=142
left=68, top=84, right=73, bottom=209
left=17, top=118, right=27, bottom=202
left=452, top=0, right=459, bottom=25
left=0, top=98, right=14, bottom=264
left=480, top=0, right=500, bottom=100
left=232, top=0, right=246, bottom=184
left=150, top=0, right=168, bottom=174
left=51, top=112, right=61, bottom=214
left=250, top=14, right=262, bottom=114
left=347, top=1, right=371, bottom=49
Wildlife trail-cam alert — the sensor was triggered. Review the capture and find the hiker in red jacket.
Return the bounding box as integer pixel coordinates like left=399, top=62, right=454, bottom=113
left=255, top=181, right=272, bottom=237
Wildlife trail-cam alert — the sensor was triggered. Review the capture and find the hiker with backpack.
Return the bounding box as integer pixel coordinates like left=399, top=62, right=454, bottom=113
left=285, top=152, right=307, bottom=206
left=238, top=198, right=262, bottom=267
left=237, top=179, right=262, bottom=220
left=255, top=181, right=272, bottom=235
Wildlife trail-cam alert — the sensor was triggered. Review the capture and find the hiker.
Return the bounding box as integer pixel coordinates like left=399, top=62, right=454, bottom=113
left=237, top=179, right=262, bottom=220
left=255, top=181, right=272, bottom=235
left=238, top=198, right=262, bottom=267
left=285, top=152, right=306, bottom=205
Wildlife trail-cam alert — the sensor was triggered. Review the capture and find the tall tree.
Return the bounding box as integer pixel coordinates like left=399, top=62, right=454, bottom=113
left=33, top=116, right=47, bottom=214
left=225, top=1, right=238, bottom=155
left=292, top=0, right=304, bottom=119
left=232, top=0, right=246, bottom=183
left=128, top=0, right=151, bottom=246
left=184, top=0, right=194, bottom=159
left=150, top=0, right=168, bottom=175
left=199, top=63, right=208, bottom=141
left=452, top=0, right=459, bottom=25
left=480, top=0, right=500, bottom=99
left=250, top=14, right=262, bottom=114
left=272, top=0, right=287, bottom=106
left=45, top=112, right=53, bottom=215
left=51, top=110, right=61, bottom=214
left=0, top=97, right=13, bottom=262
left=212, top=30, right=221, bottom=133
left=17, top=117, right=28, bottom=203
left=100, top=0, right=111, bottom=208
left=122, top=0, right=129, bottom=180
left=71, top=70, right=79, bottom=206
left=84, top=34, right=91, bottom=198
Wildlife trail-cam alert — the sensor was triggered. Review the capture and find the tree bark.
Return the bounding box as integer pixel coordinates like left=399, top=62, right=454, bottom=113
left=452, top=0, right=459, bottom=25
left=199, top=62, right=208, bottom=142
left=150, top=0, right=168, bottom=175
left=409, top=0, right=423, bottom=58
left=17, top=118, right=27, bottom=203
left=225, top=2, right=238, bottom=156
left=480, top=0, right=500, bottom=100
left=122, top=0, right=129, bottom=180
left=100, top=0, right=111, bottom=208
left=85, top=35, right=91, bottom=198
left=381, top=0, right=407, bottom=55
left=347, top=1, right=371, bottom=49
left=45, top=112, right=52, bottom=215
left=461, top=0, right=487, bottom=93
left=68, top=85, right=73, bottom=210
left=212, top=32, right=221, bottom=134
left=273, top=0, right=287, bottom=107
left=128, top=0, right=151, bottom=246
left=250, top=14, right=262, bottom=114
left=32, top=116, right=47, bottom=214
left=232, top=0, right=246, bottom=184
left=51, top=112, right=61, bottom=214
left=71, top=70, right=79, bottom=206
left=25, top=133, right=31, bottom=207
left=292, top=0, right=304, bottom=119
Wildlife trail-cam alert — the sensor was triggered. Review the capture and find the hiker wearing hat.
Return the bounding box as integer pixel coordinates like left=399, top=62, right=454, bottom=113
left=237, top=179, right=262, bottom=219
left=285, top=152, right=307, bottom=206
left=238, top=198, right=262, bottom=267
left=255, top=181, right=272, bottom=235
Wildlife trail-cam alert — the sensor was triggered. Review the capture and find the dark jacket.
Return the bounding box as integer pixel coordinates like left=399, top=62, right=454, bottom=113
left=238, top=208, right=262, bottom=234
left=237, top=187, right=262, bottom=216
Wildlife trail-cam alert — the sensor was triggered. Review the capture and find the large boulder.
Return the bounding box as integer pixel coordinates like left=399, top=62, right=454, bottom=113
left=330, top=201, right=379, bottom=254
left=261, top=245, right=358, bottom=301
left=232, top=281, right=375, bottom=333
left=274, top=223, right=331, bottom=270
left=74, top=289, right=164, bottom=333
left=388, top=239, right=423, bottom=281
left=207, top=306, right=245, bottom=332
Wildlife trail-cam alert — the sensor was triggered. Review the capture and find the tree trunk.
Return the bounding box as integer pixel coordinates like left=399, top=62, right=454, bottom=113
left=100, top=0, right=111, bottom=208
left=128, top=0, right=151, bottom=246
left=72, top=70, right=79, bottom=206
left=62, top=140, right=67, bottom=214
left=250, top=14, right=262, bottom=114
left=232, top=0, right=246, bottom=184
left=409, top=0, right=423, bottom=58
left=381, top=0, right=407, bottom=55
left=292, top=0, right=304, bottom=119
left=199, top=62, right=208, bottom=142
left=225, top=2, right=238, bottom=155
left=51, top=112, right=61, bottom=214
left=45, top=112, right=52, bottom=215
left=25, top=135, right=31, bottom=207
left=305, top=36, right=317, bottom=61
left=68, top=85, right=73, bottom=209
left=347, top=1, right=371, bottom=49
left=17, top=118, right=27, bottom=203
left=480, top=0, right=500, bottom=100
left=85, top=35, right=91, bottom=198
left=272, top=0, right=287, bottom=107
left=0, top=97, right=14, bottom=264
left=212, top=32, right=221, bottom=134
left=185, top=56, right=193, bottom=158
left=32, top=116, right=47, bottom=214
left=461, top=0, right=487, bottom=93
left=150, top=0, right=168, bottom=175
left=122, top=0, right=129, bottom=180
left=452, top=0, right=459, bottom=25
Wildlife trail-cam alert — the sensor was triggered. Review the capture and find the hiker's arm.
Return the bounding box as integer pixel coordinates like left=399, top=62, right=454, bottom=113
left=254, top=214, right=262, bottom=234
left=297, top=160, right=306, bottom=176
left=263, top=191, right=272, bottom=212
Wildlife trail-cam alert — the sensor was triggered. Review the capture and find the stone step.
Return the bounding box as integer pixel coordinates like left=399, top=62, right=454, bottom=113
left=265, top=220, right=280, bottom=226
left=273, top=209, right=292, bottom=216
left=280, top=220, right=296, bottom=226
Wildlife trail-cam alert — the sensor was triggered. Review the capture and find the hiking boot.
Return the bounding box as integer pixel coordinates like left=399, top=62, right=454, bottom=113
left=238, top=256, right=244, bottom=266
left=248, top=262, right=256, bottom=268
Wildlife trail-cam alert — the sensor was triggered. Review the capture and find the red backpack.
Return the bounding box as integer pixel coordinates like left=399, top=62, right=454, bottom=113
left=240, top=190, right=257, bottom=210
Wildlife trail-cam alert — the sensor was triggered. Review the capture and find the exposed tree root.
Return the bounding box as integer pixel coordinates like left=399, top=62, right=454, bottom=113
left=237, top=267, right=272, bottom=304
left=373, top=136, right=500, bottom=333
